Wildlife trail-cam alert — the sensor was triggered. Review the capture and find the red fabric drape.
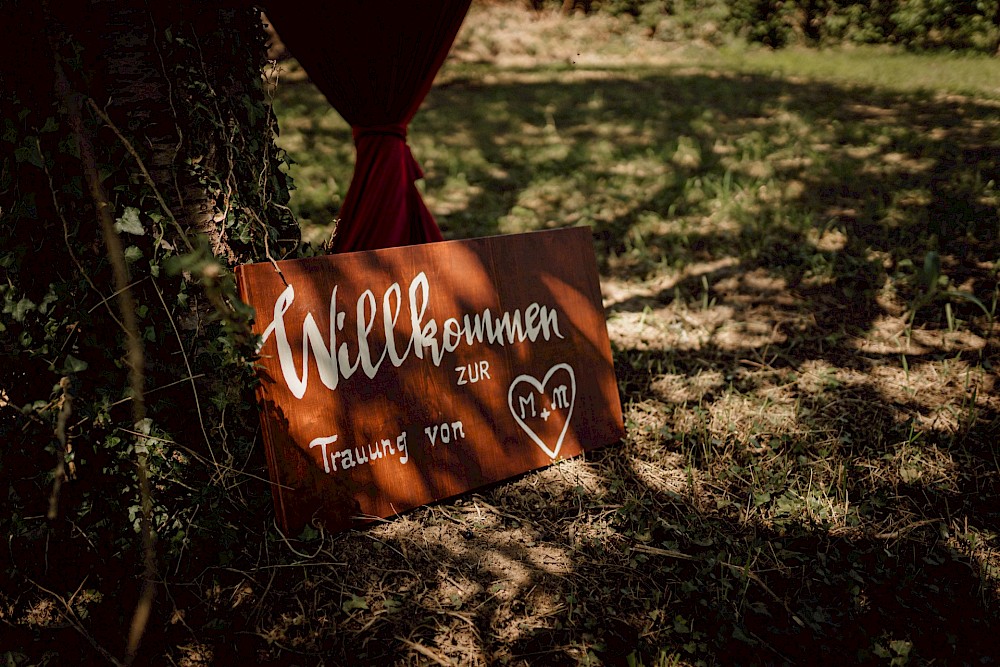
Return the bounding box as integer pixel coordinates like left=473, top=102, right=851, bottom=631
left=265, top=0, right=472, bottom=252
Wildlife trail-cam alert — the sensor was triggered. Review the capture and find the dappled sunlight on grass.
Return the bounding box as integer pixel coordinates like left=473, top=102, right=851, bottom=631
left=250, top=3, right=1000, bottom=663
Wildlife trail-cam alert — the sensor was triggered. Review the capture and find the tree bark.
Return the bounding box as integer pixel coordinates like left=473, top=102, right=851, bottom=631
left=1, top=1, right=298, bottom=661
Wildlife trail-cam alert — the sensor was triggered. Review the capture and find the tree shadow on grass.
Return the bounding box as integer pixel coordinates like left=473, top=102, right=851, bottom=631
left=145, top=284, right=998, bottom=664
left=196, top=395, right=999, bottom=665
left=21, top=61, right=989, bottom=665
left=416, top=68, right=999, bottom=326
left=189, top=63, right=1000, bottom=665
left=278, top=65, right=999, bottom=335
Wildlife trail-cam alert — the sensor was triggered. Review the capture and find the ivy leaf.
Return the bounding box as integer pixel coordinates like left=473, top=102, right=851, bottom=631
left=124, top=246, right=143, bottom=263
left=133, top=418, right=154, bottom=456
left=14, top=145, right=42, bottom=168
left=889, top=640, right=912, bottom=657
left=731, top=625, right=756, bottom=645
left=341, top=594, right=368, bottom=613
left=115, top=207, right=145, bottom=236
left=297, top=524, right=320, bottom=541
left=12, top=297, right=36, bottom=322
left=134, top=418, right=153, bottom=435
left=2, top=119, right=17, bottom=143
left=63, top=354, right=88, bottom=374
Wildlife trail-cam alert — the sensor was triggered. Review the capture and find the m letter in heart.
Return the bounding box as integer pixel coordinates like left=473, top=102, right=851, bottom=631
left=508, top=363, right=576, bottom=459
left=236, top=228, right=625, bottom=533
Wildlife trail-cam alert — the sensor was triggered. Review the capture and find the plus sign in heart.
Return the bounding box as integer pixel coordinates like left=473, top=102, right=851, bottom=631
left=508, top=363, right=577, bottom=459
left=237, top=227, right=624, bottom=533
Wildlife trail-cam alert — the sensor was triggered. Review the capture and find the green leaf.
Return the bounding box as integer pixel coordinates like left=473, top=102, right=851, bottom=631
left=342, top=594, right=368, bottom=613
left=115, top=207, right=145, bottom=235
left=14, top=145, right=42, bottom=168
left=58, top=135, right=79, bottom=159
left=2, top=119, right=17, bottom=143
left=920, top=251, right=940, bottom=292
left=890, top=640, right=912, bottom=657
left=134, top=418, right=153, bottom=435
left=124, top=246, right=143, bottom=263
left=12, top=297, right=35, bottom=322
left=942, top=290, right=993, bottom=321
left=297, top=524, right=320, bottom=541
left=732, top=625, right=756, bottom=644
left=63, top=354, right=88, bottom=374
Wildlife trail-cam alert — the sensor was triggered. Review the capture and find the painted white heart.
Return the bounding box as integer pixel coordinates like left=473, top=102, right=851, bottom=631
left=507, top=363, right=576, bottom=459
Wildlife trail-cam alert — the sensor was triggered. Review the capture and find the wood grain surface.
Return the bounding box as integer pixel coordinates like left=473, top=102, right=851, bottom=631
left=236, top=228, right=624, bottom=533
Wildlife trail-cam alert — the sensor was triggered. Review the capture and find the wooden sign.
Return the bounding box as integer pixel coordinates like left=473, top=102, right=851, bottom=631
left=235, top=228, right=624, bottom=533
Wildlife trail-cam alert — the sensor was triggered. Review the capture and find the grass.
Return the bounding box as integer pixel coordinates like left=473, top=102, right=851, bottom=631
left=239, top=4, right=1000, bottom=665
left=715, top=43, right=1000, bottom=98
left=10, top=4, right=995, bottom=666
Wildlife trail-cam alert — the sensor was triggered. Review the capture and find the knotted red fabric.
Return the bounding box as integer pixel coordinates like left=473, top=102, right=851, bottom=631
left=265, top=0, right=472, bottom=252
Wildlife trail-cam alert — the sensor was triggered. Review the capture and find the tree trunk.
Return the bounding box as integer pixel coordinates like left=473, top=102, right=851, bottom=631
left=1, top=1, right=298, bottom=661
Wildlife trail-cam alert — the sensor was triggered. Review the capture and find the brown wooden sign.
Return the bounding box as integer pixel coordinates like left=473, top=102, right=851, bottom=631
left=235, top=227, right=624, bottom=533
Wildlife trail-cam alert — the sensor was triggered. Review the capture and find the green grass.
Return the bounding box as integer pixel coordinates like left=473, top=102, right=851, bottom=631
left=250, top=6, right=1000, bottom=664
left=716, top=43, right=1000, bottom=98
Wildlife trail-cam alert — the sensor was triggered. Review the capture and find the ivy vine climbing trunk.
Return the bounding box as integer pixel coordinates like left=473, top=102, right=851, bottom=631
left=1, top=1, right=298, bottom=663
